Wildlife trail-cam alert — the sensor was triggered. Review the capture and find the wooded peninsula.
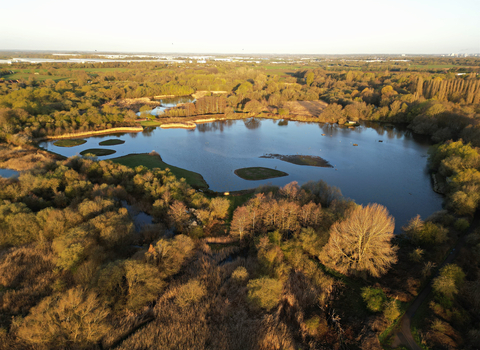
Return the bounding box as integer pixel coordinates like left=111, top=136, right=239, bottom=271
left=0, top=53, right=480, bottom=350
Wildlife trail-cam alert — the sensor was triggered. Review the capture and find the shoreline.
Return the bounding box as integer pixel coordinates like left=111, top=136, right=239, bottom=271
left=35, top=127, right=144, bottom=141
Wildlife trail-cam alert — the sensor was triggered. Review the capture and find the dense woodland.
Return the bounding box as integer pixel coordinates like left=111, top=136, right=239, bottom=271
left=0, top=55, right=480, bottom=349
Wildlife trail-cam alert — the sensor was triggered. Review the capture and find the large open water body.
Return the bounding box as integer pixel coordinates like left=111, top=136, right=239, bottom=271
left=39, top=119, right=444, bottom=230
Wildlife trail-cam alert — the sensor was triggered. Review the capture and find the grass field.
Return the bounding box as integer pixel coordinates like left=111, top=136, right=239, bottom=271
left=1, top=72, right=67, bottom=82
left=53, top=139, right=87, bottom=147
left=410, top=64, right=473, bottom=69
left=72, top=67, right=133, bottom=72
left=234, top=167, right=288, bottom=181
left=111, top=153, right=208, bottom=190
left=80, top=148, right=116, bottom=156
left=99, top=139, right=125, bottom=146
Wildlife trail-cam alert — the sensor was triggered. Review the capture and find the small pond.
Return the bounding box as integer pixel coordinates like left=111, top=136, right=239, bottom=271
left=137, top=96, right=196, bottom=116
left=39, top=119, right=444, bottom=230
left=0, top=168, right=20, bottom=178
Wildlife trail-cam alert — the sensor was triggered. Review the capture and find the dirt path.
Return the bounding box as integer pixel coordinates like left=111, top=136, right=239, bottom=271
left=391, top=213, right=480, bottom=349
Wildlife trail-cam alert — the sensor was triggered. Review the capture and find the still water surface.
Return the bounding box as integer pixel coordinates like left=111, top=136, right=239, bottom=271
left=136, top=96, right=196, bottom=116
left=39, top=119, right=444, bottom=230
left=0, top=168, right=19, bottom=178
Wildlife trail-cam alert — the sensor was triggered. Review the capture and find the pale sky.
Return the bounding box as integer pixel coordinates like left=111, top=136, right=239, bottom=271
left=1, top=0, right=479, bottom=54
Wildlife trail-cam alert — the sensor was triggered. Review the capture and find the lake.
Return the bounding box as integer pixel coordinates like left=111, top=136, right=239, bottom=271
left=39, top=119, right=444, bottom=230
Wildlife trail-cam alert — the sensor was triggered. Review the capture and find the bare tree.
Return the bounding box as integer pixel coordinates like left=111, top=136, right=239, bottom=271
left=321, top=203, right=397, bottom=278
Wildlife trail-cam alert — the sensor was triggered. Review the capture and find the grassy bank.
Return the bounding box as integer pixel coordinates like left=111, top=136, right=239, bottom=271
left=111, top=153, right=208, bottom=190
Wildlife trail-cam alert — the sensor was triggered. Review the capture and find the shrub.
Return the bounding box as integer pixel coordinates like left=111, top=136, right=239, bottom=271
left=175, top=280, right=207, bottom=308
left=231, top=266, right=249, bottom=283
left=361, top=287, right=387, bottom=313
left=247, top=277, right=283, bottom=311
left=433, top=264, right=465, bottom=302
left=454, top=218, right=470, bottom=232
left=305, top=316, right=320, bottom=336
left=383, top=299, right=401, bottom=324
left=409, top=247, right=425, bottom=262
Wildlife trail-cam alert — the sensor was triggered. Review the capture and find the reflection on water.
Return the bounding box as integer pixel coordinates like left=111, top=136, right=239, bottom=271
left=244, top=118, right=261, bottom=130
left=39, top=119, right=443, bottom=231
left=121, top=200, right=153, bottom=232
left=197, top=120, right=235, bottom=133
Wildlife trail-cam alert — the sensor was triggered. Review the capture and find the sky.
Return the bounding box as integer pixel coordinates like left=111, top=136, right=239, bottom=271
left=1, top=0, right=479, bottom=55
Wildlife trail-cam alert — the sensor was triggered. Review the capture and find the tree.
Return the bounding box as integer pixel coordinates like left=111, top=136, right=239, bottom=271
left=433, top=264, right=465, bottom=301
left=17, top=288, right=111, bottom=349
left=321, top=203, right=397, bottom=278
left=230, top=206, right=252, bottom=240
left=306, top=72, right=315, bottom=86
left=361, top=286, right=387, bottom=312
left=168, top=200, right=190, bottom=234
left=247, top=277, right=283, bottom=311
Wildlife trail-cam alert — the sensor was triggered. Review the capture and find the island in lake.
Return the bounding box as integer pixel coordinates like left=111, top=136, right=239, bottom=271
left=260, top=154, right=333, bottom=168
left=234, top=167, right=289, bottom=180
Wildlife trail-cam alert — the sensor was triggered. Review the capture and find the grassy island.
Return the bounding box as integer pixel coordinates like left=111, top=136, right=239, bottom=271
left=99, top=139, right=125, bottom=146
left=234, top=167, right=288, bottom=181
left=53, top=139, right=87, bottom=147
left=260, top=154, right=333, bottom=168
left=79, top=148, right=116, bottom=156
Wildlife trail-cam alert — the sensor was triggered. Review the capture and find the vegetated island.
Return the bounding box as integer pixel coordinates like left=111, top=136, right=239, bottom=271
left=99, top=139, right=125, bottom=146
left=260, top=154, right=333, bottom=168
left=111, top=152, right=209, bottom=190
left=52, top=139, right=87, bottom=147
left=79, top=148, right=116, bottom=156
left=234, top=167, right=289, bottom=181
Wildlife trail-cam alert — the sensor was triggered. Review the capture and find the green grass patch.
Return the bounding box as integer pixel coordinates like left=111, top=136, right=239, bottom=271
left=139, top=120, right=163, bottom=127
left=2, top=73, right=67, bottom=82
left=111, top=153, right=208, bottom=190
left=80, top=148, right=116, bottom=156
left=234, top=167, right=288, bottom=181
left=53, top=139, right=87, bottom=147
left=98, top=139, right=125, bottom=146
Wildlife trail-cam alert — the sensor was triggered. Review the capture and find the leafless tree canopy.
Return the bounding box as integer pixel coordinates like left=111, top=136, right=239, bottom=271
left=321, top=203, right=397, bottom=278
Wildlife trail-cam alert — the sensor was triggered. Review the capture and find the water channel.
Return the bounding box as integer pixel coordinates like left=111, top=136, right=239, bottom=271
left=136, top=96, right=196, bottom=116
left=39, top=118, right=444, bottom=230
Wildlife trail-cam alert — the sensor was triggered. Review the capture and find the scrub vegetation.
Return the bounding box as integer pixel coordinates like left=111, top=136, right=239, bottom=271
left=0, top=54, right=479, bottom=349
